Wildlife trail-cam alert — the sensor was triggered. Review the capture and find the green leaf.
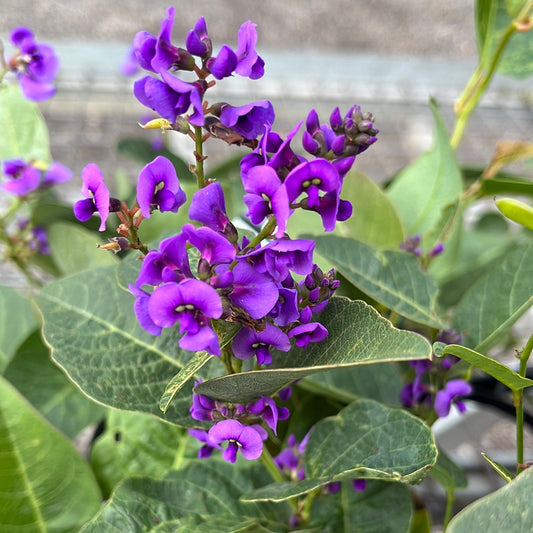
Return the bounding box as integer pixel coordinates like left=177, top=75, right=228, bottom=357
left=451, top=241, right=533, bottom=351
left=90, top=410, right=187, bottom=497
left=245, top=399, right=437, bottom=502
left=36, top=266, right=221, bottom=428
left=47, top=222, right=118, bottom=276
left=81, top=461, right=289, bottom=532
left=442, top=344, right=533, bottom=390
left=448, top=465, right=533, bottom=532
left=479, top=175, right=533, bottom=197
left=301, top=362, right=404, bottom=406
left=4, top=331, right=105, bottom=438
left=308, top=480, right=413, bottom=533
left=0, top=285, right=39, bottom=373
left=287, top=171, right=405, bottom=250
left=310, top=235, right=443, bottom=328
left=481, top=452, right=515, bottom=482
left=160, top=350, right=214, bottom=413
left=338, top=171, right=406, bottom=248
left=0, top=84, right=50, bottom=162
left=430, top=448, right=468, bottom=490
left=195, top=298, right=431, bottom=403
left=0, top=376, right=101, bottom=532
left=475, top=0, right=533, bottom=79
left=386, top=100, right=463, bottom=243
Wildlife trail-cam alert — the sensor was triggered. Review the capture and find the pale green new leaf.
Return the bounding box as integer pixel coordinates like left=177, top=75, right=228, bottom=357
left=195, top=298, right=431, bottom=403
left=448, top=466, right=533, bottom=532
left=451, top=241, right=533, bottom=351
left=0, top=84, right=50, bottom=162
left=310, top=235, right=443, bottom=327
left=0, top=285, right=39, bottom=372
left=0, top=376, right=101, bottom=532
left=244, top=399, right=437, bottom=502
left=386, top=100, right=462, bottom=243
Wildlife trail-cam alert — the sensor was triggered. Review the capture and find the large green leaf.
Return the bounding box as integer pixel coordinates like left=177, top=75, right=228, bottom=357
left=448, top=465, right=533, bottom=532
left=4, top=331, right=105, bottom=438
left=47, top=222, right=118, bottom=276
left=244, top=399, right=437, bottom=502
left=475, top=0, right=533, bottom=79
left=195, top=298, right=431, bottom=403
left=0, top=285, right=39, bottom=372
left=451, top=241, right=533, bottom=351
left=81, top=461, right=290, bottom=532
left=0, top=376, right=101, bottom=532
left=309, top=480, right=413, bottom=533
left=309, top=235, right=443, bottom=327
left=0, top=84, right=50, bottom=162
left=386, top=100, right=463, bottom=243
left=36, top=265, right=221, bottom=428
left=90, top=410, right=188, bottom=497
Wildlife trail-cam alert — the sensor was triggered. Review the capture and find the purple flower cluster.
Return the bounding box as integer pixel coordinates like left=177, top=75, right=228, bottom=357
left=131, top=8, right=271, bottom=134
left=1, top=159, right=71, bottom=196
left=188, top=386, right=289, bottom=463
left=7, top=27, right=59, bottom=101
left=129, top=178, right=338, bottom=357
left=239, top=105, right=378, bottom=236
left=401, top=329, right=472, bottom=419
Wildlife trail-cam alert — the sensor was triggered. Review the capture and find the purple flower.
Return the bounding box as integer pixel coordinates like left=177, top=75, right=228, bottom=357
left=27, top=226, right=50, bottom=255
left=190, top=384, right=217, bottom=421
left=434, top=379, right=472, bottom=418
left=129, top=284, right=162, bottom=336
left=247, top=396, right=289, bottom=435
left=188, top=182, right=233, bottom=234
left=232, top=323, right=291, bottom=366
left=135, top=232, right=192, bottom=288
left=234, top=21, right=264, bottom=79
left=9, top=26, right=59, bottom=101
left=182, top=223, right=236, bottom=268
left=218, top=101, right=274, bottom=140
left=206, top=45, right=238, bottom=79
left=185, top=17, right=212, bottom=59
left=242, top=238, right=315, bottom=282
left=284, top=159, right=342, bottom=231
left=242, top=164, right=291, bottom=238
left=187, top=428, right=216, bottom=459
left=223, top=261, right=279, bottom=319
left=207, top=419, right=264, bottom=463
left=269, top=287, right=300, bottom=327
left=73, top=163, right=110, bottom=231
left=2, top=159, right=40, bottom=195
left=288, top=322, right=328, bottom=348
left=136, top=156, right=186, bottom=218
left=133, top=72, right=205, bottom=126
left=399, top=235, right=421, bottom=256
left=42, top=161, right=72, bottom=186
left=147, top=279, right=222, bottom=355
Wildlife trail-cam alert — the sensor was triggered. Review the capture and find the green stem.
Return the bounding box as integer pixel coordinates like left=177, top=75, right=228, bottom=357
left=443, top=489, right=455, bottom=531
left=450, top=1, right=533, bottom=149
left=194, top=125, right=205, bottom=189
left=516, top=333, right=533, bottom=473
left=241, top=217, right=277, bottom=252
left=259, top=447, right=298, bottom=513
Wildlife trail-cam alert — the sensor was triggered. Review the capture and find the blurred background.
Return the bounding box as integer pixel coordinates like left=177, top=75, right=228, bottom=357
left=2, top=1, right=533, bottom=527
left=2, top=0, right=532, bottom=186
